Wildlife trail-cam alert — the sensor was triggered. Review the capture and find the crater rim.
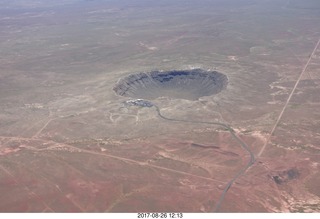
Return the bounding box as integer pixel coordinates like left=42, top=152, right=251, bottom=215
left=113, top=69, right=228, bottom=101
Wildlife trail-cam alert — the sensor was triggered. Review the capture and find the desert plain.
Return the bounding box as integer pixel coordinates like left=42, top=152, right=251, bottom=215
left=0, top=0, right=320, bottom=212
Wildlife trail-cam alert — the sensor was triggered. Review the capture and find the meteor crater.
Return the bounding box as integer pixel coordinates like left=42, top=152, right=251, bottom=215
left=113, top=69, right=228, bottom=100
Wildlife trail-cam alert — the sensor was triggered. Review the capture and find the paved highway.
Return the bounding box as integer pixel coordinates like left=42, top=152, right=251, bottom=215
left=152, top=104, right=255, bottom=212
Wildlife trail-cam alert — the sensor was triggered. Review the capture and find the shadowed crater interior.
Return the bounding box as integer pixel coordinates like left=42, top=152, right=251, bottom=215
left=113, top=69, right=228, bottom=100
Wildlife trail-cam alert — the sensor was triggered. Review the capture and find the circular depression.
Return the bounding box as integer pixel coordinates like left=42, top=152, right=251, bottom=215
left=113, top=69, right=228, bottom=100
